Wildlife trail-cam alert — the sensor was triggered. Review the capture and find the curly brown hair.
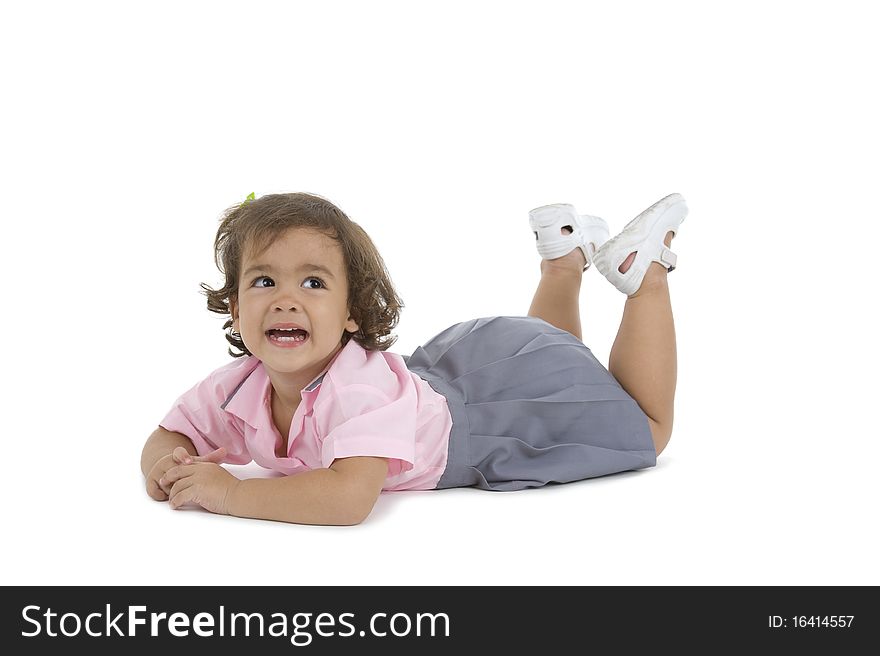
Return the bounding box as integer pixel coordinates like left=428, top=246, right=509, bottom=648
left=200, top=192, right=403, bottom=357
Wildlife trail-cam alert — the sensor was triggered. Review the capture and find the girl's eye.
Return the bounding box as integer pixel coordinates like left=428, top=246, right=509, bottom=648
left=302, top=277, right=325, bottom=290
left=252, top=276, right=274, bottom=288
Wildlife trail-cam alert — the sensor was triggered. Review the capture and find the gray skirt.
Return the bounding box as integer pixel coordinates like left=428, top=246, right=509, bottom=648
left=403, top=316, right=656, bottom=491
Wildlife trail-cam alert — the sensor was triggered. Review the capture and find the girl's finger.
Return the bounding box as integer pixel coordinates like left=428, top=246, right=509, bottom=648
left=169, top=479, right=196, bottom=509
left=194, top=447, right=227, bottom=464
left=161, top=464, right=194, bottom=485
left=147, top=478, right=169, bottom=501
left=172, top=446, right=193, bottom=464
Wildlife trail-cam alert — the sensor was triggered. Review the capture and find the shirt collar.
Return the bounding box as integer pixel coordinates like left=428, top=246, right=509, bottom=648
left=220, top=359, right=270, bottom=429
left=220, top=358, right=331, bottom=428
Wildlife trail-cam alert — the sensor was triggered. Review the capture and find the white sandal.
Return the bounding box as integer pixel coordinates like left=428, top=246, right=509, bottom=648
left=529, top=203, right=610, bottom=271
left=592, top=193, right=688, bottom=296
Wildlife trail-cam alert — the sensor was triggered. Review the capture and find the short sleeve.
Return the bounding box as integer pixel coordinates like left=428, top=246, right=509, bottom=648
left=317, top=384, right=417, bottom=477
left=159, top=370, right=252, bottom=465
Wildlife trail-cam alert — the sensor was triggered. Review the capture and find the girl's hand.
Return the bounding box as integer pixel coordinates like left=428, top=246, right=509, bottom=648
left=162, top=449, right=239, bottom=515
left=146, top=449, right=189, bottom=501
left=147, top=447, right=227, bottom=500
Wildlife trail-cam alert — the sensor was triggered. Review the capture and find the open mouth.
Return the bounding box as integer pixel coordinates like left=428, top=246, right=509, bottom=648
left=265, top=328, right=310, bottom=347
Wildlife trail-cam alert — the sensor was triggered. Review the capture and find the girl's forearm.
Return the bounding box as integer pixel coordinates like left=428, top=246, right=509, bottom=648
left=227, top=469, right=372, bottom=526
left=141, top=427, right=197, bottom=477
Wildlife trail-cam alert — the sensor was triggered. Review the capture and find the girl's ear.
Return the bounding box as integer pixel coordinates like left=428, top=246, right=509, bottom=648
left=345, top=315, right=359, bottom=334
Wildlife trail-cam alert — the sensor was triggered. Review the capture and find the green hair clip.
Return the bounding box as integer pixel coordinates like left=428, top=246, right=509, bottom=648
left=240, top=192, right=256, bottom=207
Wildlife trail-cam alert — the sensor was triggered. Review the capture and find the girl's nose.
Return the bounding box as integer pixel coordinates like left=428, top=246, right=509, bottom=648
left=271, top=285, right=304, bottom=312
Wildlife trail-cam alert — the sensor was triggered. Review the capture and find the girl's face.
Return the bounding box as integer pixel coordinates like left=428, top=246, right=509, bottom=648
left=230, top=227, right=359, bottom=388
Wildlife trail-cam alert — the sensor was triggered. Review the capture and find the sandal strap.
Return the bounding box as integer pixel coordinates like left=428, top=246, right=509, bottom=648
left=659, top=246, right=677, bottom=272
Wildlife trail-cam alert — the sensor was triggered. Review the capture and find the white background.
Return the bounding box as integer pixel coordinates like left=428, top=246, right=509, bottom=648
left=2, top=0, right=877, bottom=586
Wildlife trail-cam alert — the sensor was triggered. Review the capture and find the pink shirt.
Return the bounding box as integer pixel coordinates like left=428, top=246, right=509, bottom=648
left=159, top=339, right=452, bottom=490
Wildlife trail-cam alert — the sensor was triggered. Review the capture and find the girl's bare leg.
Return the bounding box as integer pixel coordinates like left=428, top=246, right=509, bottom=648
left=608, top=232, right=677, bottom=455
left=527, top=245, right=586, bottom=341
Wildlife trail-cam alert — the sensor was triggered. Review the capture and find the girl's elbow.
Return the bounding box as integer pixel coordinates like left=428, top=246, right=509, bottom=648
left=338, top=492, right=379, bottom=526
left=327, top=462, right=384, bottom=525
left=346, top=498, right=378, bottom=525
left=330, top=507, right=371, bottom=526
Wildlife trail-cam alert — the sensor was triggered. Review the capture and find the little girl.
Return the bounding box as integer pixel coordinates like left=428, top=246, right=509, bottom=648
left=141, top=191, right=687, bottom=525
